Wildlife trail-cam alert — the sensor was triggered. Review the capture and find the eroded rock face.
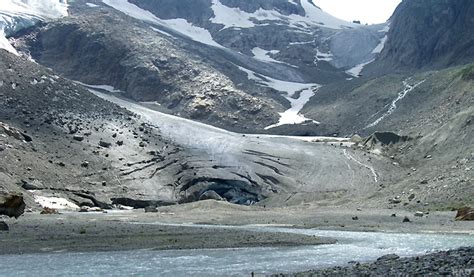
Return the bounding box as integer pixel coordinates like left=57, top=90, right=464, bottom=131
left=374, top=0, right=474, bottom=72
left=0, top=193, right=26, bottom=218
left=455, top=207, right=474, bottom=221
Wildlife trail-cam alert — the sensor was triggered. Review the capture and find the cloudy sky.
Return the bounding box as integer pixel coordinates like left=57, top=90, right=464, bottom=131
left=316, top=0, right=402, bottom=24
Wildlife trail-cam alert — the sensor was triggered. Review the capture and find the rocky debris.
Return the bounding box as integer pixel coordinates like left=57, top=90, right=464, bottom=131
left=99, top=140, right=112, bottom=148
left=0, top=122, right=32, bottom=142
left=72, top=135, right=85, bottom=142
left=455, top=207, right=474, bottom=221
left=376, top=254, right=400, bottom=262
left=199, top=190, right=224, bottom=201
left=0, top=193, right=26, bottom=218
left=0, top=221, right=9, bottom=231
left=20, top=179, right=44, bottom=190
left=111, top=198, right=175, bottom=209
left=144, top=206, right=158, bottom=213
left=40, top=207, right=59, bottom=214
left=361, top=132, right=410, bottom=150
left=280, top=247, right=474, bottom=277
left=414, top=211, right=424, bottom=217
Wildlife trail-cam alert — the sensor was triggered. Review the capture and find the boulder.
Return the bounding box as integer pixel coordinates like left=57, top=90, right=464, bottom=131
left=144, top=206, right=158, bottom=213
left=0, top=221, right=9, bottom=231
left=0, top=122, right=32, bottom=142
left=40, top=207, right=59, bottom=214
left=455, top=207, right=474, bottom=221
left=99, top=140, right=112, bottom=148
left=0, top=193, right=26, bottom=218
left=414, top=211, right=424, bottom=217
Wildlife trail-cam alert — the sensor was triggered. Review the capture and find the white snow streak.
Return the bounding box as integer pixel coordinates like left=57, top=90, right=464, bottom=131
left=238, top=66, right=320, bottom=129
left=365, top=79, right=426, bottom=129
left=251, top=47, right=282, bottom=63
left=346, top=59, right=374, bottom=77
left=102, top=0, right=223, bottom=48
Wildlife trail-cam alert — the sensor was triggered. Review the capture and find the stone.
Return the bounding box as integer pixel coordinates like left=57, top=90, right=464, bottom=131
left=402, top=216, right=411, bottom=223
left=79, top=206, right=90, bottom=212
left=81, top=161, right=89, bottom=168
left=40, top=207, right=59, bottom=214
left=455, top=207, right=474, bottom=221
left=144, top=206, right=158, bottom=213
left=414, top=211, right=424, bottom=217
left=352, top=216, right=359, bottom=220
left=73, top=135, right=84, bottom=142
left=0, top=221, right=9, bottom=231
left=99, top=140, right=112, bottom=148
left=0, top=193, right=26, bottom=218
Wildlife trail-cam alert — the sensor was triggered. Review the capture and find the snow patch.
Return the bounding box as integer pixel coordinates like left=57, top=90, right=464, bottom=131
left=314, top=48, right=333, bottom=64
left=371, top=35, right=387, bottom=54
left=86, top=2, right=99, bottom=8
left=102, top=0, right=223, bottom=48
left=346, top=59, right=374, bottom=77
left=75, top=81, right=122, bottom=93
left=210, top=0, right=355, bottom=30
left=238, top=66, right=320, bottom=129
left=34, top=195, right=80, bottom=211
left=251, top=47, right=282, bottom=63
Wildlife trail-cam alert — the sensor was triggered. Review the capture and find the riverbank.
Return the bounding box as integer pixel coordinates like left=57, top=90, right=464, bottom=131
left=1, top=200, right=473, bottom=255
left=277, top=247, right=474, bottom=276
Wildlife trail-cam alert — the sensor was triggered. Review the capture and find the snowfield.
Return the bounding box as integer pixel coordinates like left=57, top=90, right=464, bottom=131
left=0, top=0, right=68, bottom=54
left=102, top=0, right=223, bottom=48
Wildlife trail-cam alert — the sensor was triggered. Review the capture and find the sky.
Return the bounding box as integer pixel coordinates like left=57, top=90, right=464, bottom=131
left=316, top=0, right=402, bottom=25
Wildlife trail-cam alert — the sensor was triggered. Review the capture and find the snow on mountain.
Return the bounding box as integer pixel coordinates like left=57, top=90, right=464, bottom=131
left=102, top=0, right=223, bottom=48
left=238, top=66, right=320, bottom=129
left=0, top=0, right=68, bottom=54
left=210, top=0, right=356, bottom=30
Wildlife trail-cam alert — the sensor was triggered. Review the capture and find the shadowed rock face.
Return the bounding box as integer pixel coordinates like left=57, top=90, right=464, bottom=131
left=0, top=193, right=26, bottom=218
left=373, top=0, right=474, bottom=72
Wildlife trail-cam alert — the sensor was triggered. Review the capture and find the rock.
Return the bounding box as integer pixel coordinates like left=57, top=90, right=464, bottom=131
left=79, top=206, right=90, bottom=212
left=72, top=135, right=84, bottom=142
left=402, top=216, right=411, bottom=223
left=99, top=140, right=112, bottom=148
left=0, top=221, right=9, bottom=231
left=111, top=197, right=175, bottom=209
left=144, top=206, right=158, bottom=213
left=40, top=207, right=59, bottom=214
left=391, top=214, right=397, bottom=217
left=414, top=211, right=424, bottom=217
left=139, top=141, right=147, bottom=147
left=389, top=198, right=402, bottom=204
left=20, top=179, right=43, bottom=190
left=116, top=140, right=124, bottom=146
left=0, top=122, right=32, bottom=142
left=377, top=254, right=400, bottom=262
left=352, top=216, right=359, bottom=220
left=199, top=190, right=224, bottom=201
left=81, top=161, right=89, bottom=168
left=455, top=207, right=474, bottom=221
left=408, top=194, right=416, bottom=201
left=0, top=193, right=26, bottom=218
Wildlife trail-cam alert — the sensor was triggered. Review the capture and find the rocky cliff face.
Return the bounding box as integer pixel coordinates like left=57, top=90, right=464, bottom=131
left=371, top=0, right=474, bottom=73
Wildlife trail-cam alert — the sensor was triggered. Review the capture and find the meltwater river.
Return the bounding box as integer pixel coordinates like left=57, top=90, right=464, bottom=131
left=0, top=225, right=473, bottom=276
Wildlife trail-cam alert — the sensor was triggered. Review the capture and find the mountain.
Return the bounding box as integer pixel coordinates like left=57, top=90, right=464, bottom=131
left=368, top=0, right=474, bottom=74
left=0, top=0, right=472, bottom=212
left=9, top=0, right=387, bottom=133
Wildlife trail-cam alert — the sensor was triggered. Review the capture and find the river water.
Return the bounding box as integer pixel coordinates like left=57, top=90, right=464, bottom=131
left=1, top=225, right=472, bottom=276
